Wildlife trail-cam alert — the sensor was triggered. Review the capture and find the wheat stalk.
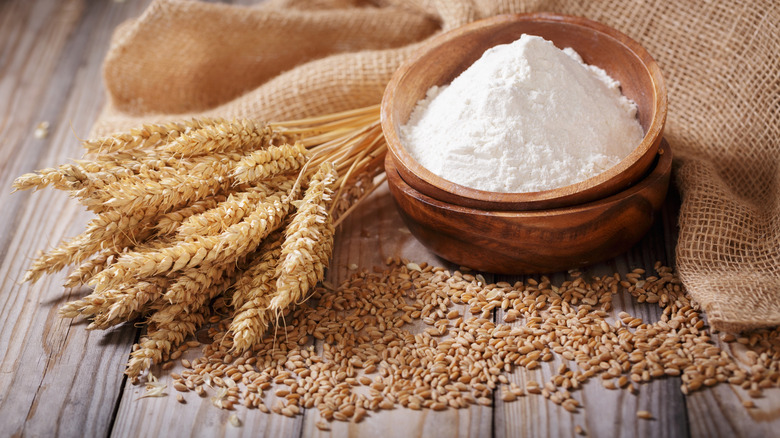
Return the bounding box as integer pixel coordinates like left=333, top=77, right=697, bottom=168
left=15, top=104, right=385, bottom=376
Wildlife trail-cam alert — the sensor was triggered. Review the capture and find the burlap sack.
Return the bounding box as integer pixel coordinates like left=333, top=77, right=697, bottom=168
left=94, top=0, right=780, bottom=333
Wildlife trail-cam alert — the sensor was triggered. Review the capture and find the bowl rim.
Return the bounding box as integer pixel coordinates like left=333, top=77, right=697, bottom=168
left=381, top=12, right=667, bottom=211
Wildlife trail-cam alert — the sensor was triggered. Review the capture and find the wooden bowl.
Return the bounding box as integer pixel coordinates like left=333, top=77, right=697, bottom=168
left=386, top=140, right=672, bottom=274
left=382, top=13, right=667, bottom=211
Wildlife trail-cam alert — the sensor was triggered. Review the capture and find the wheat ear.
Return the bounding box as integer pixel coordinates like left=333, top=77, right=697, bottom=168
left=269, top=162, right=337, bottom=313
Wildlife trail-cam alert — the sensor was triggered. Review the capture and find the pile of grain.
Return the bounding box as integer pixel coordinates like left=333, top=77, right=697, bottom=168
left=163, top=259, right=780, bottom=423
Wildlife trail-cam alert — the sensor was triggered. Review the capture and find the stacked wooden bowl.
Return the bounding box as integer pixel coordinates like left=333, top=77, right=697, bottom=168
left=381, top=13, right=669, bottom=274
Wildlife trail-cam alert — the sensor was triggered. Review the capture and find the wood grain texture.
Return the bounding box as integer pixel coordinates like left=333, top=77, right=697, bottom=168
left=0, top=0, right=152, bottom=436
left=0, top=1, right=778, bottom=437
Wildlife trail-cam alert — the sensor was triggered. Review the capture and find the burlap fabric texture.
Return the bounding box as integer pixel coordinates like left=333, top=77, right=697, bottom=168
left=94, top=0, right=780, bottom=333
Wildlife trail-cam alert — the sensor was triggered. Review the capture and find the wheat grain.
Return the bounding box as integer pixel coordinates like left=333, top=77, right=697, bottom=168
left=636, top=410, right=653, bottom=420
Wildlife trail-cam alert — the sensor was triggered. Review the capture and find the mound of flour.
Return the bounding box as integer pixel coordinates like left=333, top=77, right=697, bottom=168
left=400, top=34, right=644, bottom=193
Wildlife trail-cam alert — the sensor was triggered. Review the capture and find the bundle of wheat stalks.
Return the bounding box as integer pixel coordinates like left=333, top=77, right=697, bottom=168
left=14, top=105, right=384, bottom=378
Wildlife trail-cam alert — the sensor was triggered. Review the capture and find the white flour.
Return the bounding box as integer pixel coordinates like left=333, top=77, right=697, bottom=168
left=400, top=34, right=644, bottom=193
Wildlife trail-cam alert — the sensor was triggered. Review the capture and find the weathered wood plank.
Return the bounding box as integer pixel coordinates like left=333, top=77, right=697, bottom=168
left=0, top=0, right=152, bottom=436
left=686, top=382, right=780, bottom=438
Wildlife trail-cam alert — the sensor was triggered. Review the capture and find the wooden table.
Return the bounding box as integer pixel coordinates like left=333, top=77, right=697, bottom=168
left=1, top=1, right=777, bottom=437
